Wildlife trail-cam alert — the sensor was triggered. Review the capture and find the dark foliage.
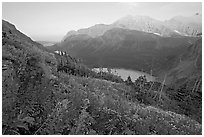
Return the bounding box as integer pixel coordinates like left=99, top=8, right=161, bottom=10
left=126, top=75, right=202, bottom=124
left=56, top=52, right=124, bottom=83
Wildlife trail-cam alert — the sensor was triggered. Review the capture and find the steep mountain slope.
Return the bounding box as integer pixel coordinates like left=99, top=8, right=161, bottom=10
left=161, top=38, right=202, bottom=122
left=62, top=24, right=113, bottom=40
left=2, top=20, right=202, bottom=135
left=62, top=14, right=201, bottom=40
left=165, top=14, right=202, bottom=36
left=165, top=37, right=202, bottom=84
left=2, top=20, right=58, bottom=78
left=2, top=20, right=60, bottom=135
left=63, top=15, right=178, bottom=40
left=49, top=28, right=198, bottom=77
left=112, top=15, right=179, bottom=37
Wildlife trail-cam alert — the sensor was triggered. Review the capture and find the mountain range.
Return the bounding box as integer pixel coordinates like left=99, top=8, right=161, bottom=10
left=62, top=14, right=202, bottom=40
left=48, top=14, right=201, bottom=85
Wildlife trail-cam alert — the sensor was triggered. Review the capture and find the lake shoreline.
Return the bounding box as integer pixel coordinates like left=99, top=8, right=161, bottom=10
left=92, top=67, right=156, bottom=82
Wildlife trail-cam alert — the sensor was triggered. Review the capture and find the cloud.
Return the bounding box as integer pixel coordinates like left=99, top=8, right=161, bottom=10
left=116, top=2, right=139, bottom=11
left=115, top=2, right=202, bottom=20
left=121, top=2, right=139, bottom=7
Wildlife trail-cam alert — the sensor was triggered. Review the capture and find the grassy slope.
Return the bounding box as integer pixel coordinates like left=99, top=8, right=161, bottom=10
left=35, top=73, right=201, bottom=135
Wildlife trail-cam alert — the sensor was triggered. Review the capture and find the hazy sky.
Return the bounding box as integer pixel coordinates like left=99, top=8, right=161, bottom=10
left=2, top=2, right=202, bottom=41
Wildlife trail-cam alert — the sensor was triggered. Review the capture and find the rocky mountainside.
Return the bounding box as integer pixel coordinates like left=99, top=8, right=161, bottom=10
left=165, top=13, right=202, bottom=36
left=112, top=15, right=179, bottom=37
left=2, top=20, right=202, bottom=135
left=62, top=14, right=201, bottom=40
left=62, top=24, right=113, bottom=40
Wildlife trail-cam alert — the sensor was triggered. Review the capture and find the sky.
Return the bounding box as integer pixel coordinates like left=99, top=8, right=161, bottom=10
left=2, top=2, right=202, bottom=41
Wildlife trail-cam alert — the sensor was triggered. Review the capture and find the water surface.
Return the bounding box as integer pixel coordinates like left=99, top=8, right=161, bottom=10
left=93, top=68, right=155, bottom=82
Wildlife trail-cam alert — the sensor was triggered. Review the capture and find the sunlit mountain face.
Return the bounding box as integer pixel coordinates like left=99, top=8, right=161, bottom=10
left=62, top=14, right=201, bottom=40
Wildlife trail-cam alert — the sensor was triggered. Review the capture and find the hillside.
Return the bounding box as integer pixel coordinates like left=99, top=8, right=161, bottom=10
left=2, top=20, right=202, bottom=135
left=165, top=37, right=202, bottom=84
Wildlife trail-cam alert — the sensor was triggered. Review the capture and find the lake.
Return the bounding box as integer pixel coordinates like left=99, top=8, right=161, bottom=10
left=92, top=68, right=156, bottom=82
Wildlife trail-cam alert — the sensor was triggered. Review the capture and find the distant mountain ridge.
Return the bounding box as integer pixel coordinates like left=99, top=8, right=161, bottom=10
left=37, top=41, right=57, bottom=47
left=62, top=14, right=202, bottom=40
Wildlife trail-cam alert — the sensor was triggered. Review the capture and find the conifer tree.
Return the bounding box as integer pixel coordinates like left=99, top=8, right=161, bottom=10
left=125, top=76, right=133, bottom=85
